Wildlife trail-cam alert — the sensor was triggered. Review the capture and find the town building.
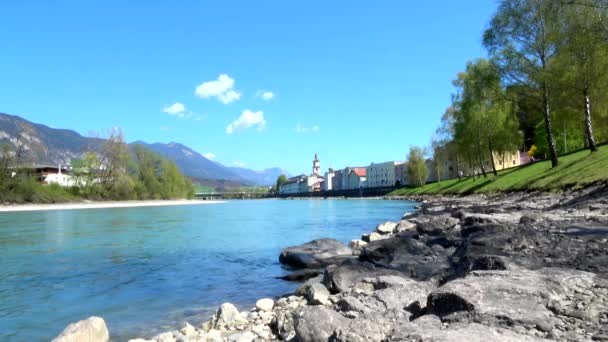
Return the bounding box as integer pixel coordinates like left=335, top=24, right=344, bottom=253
left=346, top=168, right=367, bottom=189
left=279, top=154, right=324, bottom=194
left=332, top=169, right=343, bottom=191
left=279, top=175, right=306, bottom=195
left=33, top=165, right=76, bottom=187
left=323, top=169, right=334, bottom=191
left=493, top=150, right=522, bottom=171
left=367, top=161, right=405, bottom=188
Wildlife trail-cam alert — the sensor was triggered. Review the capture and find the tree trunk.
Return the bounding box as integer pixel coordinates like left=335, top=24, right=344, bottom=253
left=476, top=126, right=487, bottom=178
left=488, top=139, right=498, bottom=176
left=456, top=154, right=461, bottom=180
left=583, top=88, right=598, bottom=152
left=542, top=84, right=559, bottom=167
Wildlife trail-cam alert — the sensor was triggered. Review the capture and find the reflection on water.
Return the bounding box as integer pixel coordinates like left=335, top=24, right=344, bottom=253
left=0, top=199, right=415, bottom=340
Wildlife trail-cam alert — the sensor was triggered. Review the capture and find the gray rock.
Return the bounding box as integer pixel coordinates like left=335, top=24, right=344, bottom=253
left=376, top=221, right=398, bottom=234
left=396, top=219, right=416, bottom=232
left=294, top=306, right=348, bottom=342
left=361, top=232, right=387, bottom=243
left=279, top=238, right=353, bottom=269
left=427, top=268, right=598, bottom=331
left=322, top=261, right=403, bottom=293
left=213, top=303, right=245, bottom=328
left=390, top=322, right=547, bottom=341
left=52, top=316, right=109, bottom=342
left=306, top=283, right=331, bottom=305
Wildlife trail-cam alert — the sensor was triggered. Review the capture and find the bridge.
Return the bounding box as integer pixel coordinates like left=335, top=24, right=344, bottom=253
left=194, top=192, right=270, bottom=200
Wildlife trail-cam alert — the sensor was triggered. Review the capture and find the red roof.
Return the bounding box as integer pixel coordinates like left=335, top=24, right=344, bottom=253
left=351, top=168, right=366, bottom=177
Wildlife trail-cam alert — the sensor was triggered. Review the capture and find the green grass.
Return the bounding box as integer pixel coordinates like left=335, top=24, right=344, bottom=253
left=389, top=145, right=608, bottom=196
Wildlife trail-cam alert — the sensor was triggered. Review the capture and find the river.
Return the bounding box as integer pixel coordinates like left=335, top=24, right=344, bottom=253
left=0, top=199, right=416, bottom=340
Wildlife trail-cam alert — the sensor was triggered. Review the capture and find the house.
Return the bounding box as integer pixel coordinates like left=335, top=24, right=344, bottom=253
left=332, top=169, right=344, bottom=191
left=346, top=168, right=367, bottom=189
left=33, top=165, right=76, bottom=187
left=493, top=150, right=521, bottom=171
left=279, top=175, right=306, bottom=195
left=367, top=161, right=405, bottom=188
left=394, top=163, right=408, bottom=187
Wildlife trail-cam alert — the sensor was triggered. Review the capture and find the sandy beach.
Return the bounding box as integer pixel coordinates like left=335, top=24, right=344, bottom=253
left=0, top=199, right=224, bottom=213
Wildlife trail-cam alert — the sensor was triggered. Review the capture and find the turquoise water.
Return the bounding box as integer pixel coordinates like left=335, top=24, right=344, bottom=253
left=0, top=199, right=415, bottom=341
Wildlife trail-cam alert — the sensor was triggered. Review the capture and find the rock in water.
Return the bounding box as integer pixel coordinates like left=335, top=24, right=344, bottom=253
left=255, top=298, right=274, bottom=312
left=279, top=238, right=353, bottom=268
left=51, top=316, right=109, bottom=342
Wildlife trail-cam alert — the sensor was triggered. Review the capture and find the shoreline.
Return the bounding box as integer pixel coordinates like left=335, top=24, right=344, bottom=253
left=0, top=199, right=224, bottom=213
left=51, top=185, right=608, bottom=341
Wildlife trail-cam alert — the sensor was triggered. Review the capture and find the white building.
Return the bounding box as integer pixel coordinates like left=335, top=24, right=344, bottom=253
left=280, top=175, right=306, bottom=195
left=323, top=169, right=335, bottom=191
left=34, top=165, right=77, bottom=187
left=367, top=161, right=406, bottom=188
left=346, top=168, right=367, bottom=189
left=279, top=154, right=324, bottom=194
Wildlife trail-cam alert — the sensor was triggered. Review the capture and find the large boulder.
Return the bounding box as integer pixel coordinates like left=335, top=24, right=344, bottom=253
left=294, top=306, right=348, bottom=342
left=322, top=260, right=403, bottom=293
left=375, top=221, right=398, bottom=234
left=305, top=283, right=331, bottom=305
left=426, top=268, right=599, bottom=332
left=390, top=320, right=547, bottom=342
left=279, top=238, right=353, bottom=269
left=360, top=235, right=451, bottom=281
left=52, top=316, right=109, bottom=342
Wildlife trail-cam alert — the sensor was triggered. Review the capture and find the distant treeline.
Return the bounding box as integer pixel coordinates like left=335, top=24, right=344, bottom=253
left=0, top=128, right=194, bottom=203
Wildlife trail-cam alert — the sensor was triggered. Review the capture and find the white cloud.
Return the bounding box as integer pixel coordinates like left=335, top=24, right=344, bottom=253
left=226, top=109, right=266, bottom=134
left=195, top=74, right=241, bottom=104
left=232, top=161, right=246, bottom=167
left=160, top=126, right=170, bottom=131
left=295, top=123, right=320, bottom=134
left=163, top=102, right=185, bottom=115
left=202, top=152, right=216, bottom=160
left=255, top=90, right=275, bottom=101
left=261, top=91, right=274, bottom=100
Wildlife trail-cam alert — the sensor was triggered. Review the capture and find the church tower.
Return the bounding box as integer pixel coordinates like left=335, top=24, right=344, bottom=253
left=312, top=153, right=320, bottom=176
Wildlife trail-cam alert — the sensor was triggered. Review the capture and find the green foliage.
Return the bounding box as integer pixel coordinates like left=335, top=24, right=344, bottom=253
left=390, top=144, right=608, bottom=195
left=276, top=174, right=287, bottom=191
left=406, top=146, right=429, bottom=187
left=0, top=129, right=194, bottom=204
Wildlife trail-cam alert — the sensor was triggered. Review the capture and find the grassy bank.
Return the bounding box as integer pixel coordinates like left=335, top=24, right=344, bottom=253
left=389, top=145, right=608, bottom=196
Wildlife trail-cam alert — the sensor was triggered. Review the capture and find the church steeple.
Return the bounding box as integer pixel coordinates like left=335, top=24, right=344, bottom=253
left=312, top=153, right=320, bottom=176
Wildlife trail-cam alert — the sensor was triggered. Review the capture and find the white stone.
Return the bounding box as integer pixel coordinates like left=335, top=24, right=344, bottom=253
left=349, top=239, right=368, bottom=248
left=375, top=221, right=398, bottom=234
left=255, top=298, right=275, bottom=312
left=180, top=323, right=196, bottom=337
left=228, top=331, right=255, bottom=342
left=52, top=316, right=109, bottom=342
left=128, top=339, right=154, bottom=342
left=152, top=332, right=175, bottom=342
left=396, top=219, right=416, bottom=232
left=206, top=329, right=222, bottom=342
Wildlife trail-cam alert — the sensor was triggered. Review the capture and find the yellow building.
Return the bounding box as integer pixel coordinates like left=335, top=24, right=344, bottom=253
left=492, top=150, right=521, bottom=171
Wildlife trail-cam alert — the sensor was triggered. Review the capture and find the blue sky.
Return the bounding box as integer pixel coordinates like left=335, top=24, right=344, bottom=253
left=0, top=1, right=497, bottom=175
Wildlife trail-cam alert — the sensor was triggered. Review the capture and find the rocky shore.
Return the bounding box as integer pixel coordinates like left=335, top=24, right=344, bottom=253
left=53, top=184, right=608, bottom=341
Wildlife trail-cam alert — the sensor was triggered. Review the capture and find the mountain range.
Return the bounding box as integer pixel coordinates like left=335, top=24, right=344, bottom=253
left=0, top=113, right=288, bottom=186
